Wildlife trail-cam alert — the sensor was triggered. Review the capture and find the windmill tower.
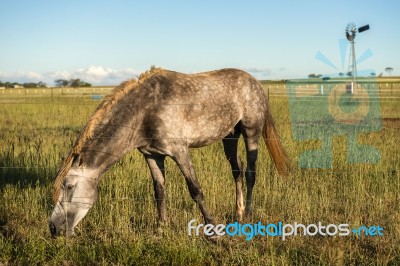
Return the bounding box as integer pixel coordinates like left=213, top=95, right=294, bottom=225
left=345, top=23, right=370, bottom=93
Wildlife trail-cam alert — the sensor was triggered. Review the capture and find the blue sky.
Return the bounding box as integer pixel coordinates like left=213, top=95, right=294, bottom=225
left=0, top=0, right=399, bottom=85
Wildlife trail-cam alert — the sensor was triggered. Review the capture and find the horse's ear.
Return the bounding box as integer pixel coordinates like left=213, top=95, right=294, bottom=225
left=72, top=153, right=84, bottom=166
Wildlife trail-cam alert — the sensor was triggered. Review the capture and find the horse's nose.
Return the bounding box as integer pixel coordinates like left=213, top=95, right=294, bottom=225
left=49, top=222, right=58, bottom=237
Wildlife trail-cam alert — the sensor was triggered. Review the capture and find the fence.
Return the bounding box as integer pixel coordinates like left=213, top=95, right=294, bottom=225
left=1, top=82, right=399, bottom=97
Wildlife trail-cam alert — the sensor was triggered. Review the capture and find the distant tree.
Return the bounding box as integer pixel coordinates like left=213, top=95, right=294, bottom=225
left=21, top=81, right=47, bottom=88
left=370, top=72, right=376, bottom=77
left=23, top=82, right=37, bottom=88
left=69, top=78, right=92, bottom=88
left=339, top=72, right=344, bottom=77
left=70, top=79, right=82, bottom=88
left=55, top=78, right=92, bottom=88
left=309, top=74, right=322, bottom=78
left=38, top=81, right=47, bottom=88
left=80, top=82, right=92, bottom=87
left=347, top=71, right=353, bottom=77
left=308, top=74, right=324, bottom=78
left=385, top=67, right=393, bottom=76
left=55, top=79, right=68, bottom=87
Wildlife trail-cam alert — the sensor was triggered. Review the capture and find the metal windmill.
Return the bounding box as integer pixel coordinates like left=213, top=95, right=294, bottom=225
left=345, top=23, right=370, bottom=93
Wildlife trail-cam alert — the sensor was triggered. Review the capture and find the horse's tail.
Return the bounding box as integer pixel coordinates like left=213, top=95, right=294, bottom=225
left=263, top=109, right=291, bottom=176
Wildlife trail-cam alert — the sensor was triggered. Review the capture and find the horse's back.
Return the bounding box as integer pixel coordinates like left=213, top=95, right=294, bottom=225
left=144, top=68, right=267, bottom=107
left=139, top=68, right=268, bottom=149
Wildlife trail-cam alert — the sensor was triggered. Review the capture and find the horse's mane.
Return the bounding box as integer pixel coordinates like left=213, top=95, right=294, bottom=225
left=53, top=66, right=164, bottom=202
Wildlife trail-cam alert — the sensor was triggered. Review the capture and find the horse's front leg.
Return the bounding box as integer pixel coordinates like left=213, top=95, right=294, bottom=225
left=144, top=154, right=168, bottom=225
left=171, top=149, right=215, bottom=226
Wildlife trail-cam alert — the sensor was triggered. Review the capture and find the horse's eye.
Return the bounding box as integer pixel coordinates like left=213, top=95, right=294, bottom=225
left=65, top=184, right=75, bottom=190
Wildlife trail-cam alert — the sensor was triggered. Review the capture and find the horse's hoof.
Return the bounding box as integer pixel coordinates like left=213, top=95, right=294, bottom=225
left=206, top=234, right=221, bottom=244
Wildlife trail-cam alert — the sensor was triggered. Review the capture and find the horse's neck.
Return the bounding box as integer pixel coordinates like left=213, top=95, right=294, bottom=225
left=82, top=109, right=144, bottom=174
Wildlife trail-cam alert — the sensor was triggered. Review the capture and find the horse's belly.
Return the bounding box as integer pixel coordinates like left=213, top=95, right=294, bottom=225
left=161, top=97, right=242, bottom=148
left=183, top=116, right=240, bottom=148
left=186, top=129, right=232, bottom=148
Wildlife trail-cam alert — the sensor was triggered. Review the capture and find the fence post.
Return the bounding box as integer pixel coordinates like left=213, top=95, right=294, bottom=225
left=391, top=82, right=393, bottom=95
left=334, top=88, right=336, bottom=104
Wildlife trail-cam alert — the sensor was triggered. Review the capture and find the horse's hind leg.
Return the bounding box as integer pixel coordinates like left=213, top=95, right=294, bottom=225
left=242, top=128, right=261, bottom=218
left=244, top=147, right=258, bottom=218
left=222, top=130, right=244, bottom=221
left=144, top=154, right=168, bottom=225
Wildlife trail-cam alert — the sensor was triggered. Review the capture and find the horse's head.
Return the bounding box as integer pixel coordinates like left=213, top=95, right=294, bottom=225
left=49, top=76, right=143, bottom=237
left=49, top=155, right=99, bottom=237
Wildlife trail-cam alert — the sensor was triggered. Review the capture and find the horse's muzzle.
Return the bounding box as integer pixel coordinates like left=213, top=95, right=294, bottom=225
left=49, top=222, right=59, bottom=238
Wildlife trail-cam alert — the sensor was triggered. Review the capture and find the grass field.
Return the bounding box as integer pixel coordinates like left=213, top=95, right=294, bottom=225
left=0, top=80, right=399, bottom=265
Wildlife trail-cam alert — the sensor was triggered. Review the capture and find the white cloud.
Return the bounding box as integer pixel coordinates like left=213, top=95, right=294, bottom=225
left=239, top=67, right=273, bottom=79
left=1, top=66, right=278, bottom=85
left=64, top=66, right=140, bottom=85
left=0, top=66, right=141, bottom=86
left=72, top=66, right=139, bottom=85
left=47, top=71, right=72, bottom=81
left=75, top=66, right=113, bottom=82
left=0, top=70, right=43, bottom=83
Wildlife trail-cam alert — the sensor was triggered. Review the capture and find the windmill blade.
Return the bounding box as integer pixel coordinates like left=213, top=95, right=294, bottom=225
left=315, top=51, right=337, bottom=70
left=338, top=39, right=348, bottom=69
left=358, top=24, right=370, bottom=33
left=356, top=48, right=373, bottom=65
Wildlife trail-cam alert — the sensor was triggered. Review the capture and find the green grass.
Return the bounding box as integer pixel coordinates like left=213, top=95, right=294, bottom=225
left=0, top=85, right=399, bottom=265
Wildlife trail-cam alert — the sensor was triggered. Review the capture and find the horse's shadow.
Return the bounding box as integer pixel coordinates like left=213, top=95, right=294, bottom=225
left=0, top=153, right=53, bottom=237
left=0, top=153, right=51, bottom=190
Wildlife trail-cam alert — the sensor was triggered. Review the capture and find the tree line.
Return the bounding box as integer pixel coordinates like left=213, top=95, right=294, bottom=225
left=0, top=81, right=47, bottom=88
left=308, top=67, right=394, bottom=79
left=54, top=79, right=92, bottom=88
left=0, top=79, right=92, bottom=88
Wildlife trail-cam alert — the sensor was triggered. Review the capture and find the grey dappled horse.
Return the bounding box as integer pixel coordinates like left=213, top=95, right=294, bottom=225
left=49, top=67, right=290, bottom=237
